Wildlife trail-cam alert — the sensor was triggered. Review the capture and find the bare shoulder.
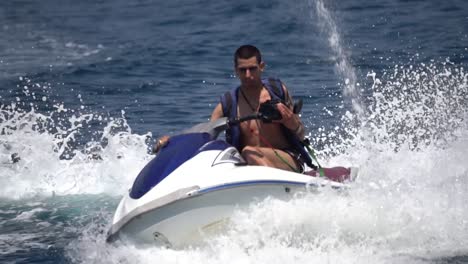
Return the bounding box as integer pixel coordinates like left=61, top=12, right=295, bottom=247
left=210, top=103, right=223, bottom=121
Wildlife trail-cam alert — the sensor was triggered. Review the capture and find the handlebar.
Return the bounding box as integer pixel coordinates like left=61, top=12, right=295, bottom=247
left=228, top=113, right=262, bottom=126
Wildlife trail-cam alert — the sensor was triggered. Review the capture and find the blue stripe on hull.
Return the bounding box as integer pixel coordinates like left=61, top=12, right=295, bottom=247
left=197, top=180, right=312, bottom=194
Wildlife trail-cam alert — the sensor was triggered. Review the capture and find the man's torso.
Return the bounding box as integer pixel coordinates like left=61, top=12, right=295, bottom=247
left=237, top=86, right=291, bottom=150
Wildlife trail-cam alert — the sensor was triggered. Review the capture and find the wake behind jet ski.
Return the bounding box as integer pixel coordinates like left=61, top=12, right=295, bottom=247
left=107, top=101, right=357, bottom=247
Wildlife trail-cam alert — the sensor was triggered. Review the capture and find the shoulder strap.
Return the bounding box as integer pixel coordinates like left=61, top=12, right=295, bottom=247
left=220, top=87, right=240, bottom=118
left=264, top=77, right=285, bottom=101
left=221, top=91, right=233, bottom=118
left=220, top=86, right=241, bottom=150
left=264, top=77, right=317, bottom=170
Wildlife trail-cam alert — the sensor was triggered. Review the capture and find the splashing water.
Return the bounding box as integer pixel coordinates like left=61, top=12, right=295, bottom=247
left=0, top=82, right=152, bottom=199
left=67, top=58, right=468, bottom=263
left=1, top=1, right=466, bottom=263
left=364, top=61, right=467, bottom=151
left=57, top=8, right=467, bottom=259
left=4, top=37, right=466, bottom=264
left=314, top=0, right=364, bottom=118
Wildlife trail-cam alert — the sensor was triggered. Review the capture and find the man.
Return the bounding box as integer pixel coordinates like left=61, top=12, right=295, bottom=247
left=210, top=45, right=307, bottom=172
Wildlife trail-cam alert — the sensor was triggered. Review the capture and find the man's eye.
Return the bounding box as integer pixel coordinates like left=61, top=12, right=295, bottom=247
left=239, top=67, right=258, bottom=73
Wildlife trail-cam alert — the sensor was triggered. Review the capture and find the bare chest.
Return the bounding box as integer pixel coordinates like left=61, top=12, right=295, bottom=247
left=236, top=89, right=287, bottom=148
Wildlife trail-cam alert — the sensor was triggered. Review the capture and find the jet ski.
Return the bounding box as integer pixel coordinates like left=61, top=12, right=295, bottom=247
left=107, top=103, right=357, bottom=247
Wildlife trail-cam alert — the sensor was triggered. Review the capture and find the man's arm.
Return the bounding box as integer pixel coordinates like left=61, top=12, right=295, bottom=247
left=210, top=103, right=223, bottom=121
left=154, top=103, right=223, bottom=154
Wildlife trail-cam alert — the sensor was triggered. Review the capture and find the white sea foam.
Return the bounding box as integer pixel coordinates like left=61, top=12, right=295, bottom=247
left=13, top=207, right=47, bottom=221
left=0, top=94, right=151, bottom=199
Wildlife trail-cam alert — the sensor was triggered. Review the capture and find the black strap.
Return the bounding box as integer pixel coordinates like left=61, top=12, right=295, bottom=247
left=221, top=91, right=233, bottom=117
left=267, top=78, right=284, bottom=101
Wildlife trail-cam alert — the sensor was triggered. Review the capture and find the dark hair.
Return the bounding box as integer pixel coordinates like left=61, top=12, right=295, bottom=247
left=234, top=45, right=262, bottom=67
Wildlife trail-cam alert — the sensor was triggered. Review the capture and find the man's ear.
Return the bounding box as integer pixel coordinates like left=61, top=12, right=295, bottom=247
left=259, top=61, right=266, bottom=72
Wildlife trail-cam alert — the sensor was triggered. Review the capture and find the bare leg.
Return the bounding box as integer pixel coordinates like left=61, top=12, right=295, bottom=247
left=241, top=146, right=300, bottom=172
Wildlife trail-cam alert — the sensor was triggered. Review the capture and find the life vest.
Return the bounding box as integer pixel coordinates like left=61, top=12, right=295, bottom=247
left=219, top=77, right=316, bottom=170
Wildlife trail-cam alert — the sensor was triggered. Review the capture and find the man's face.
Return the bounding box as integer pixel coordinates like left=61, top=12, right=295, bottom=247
left=235, top=56, right=265, bottom=88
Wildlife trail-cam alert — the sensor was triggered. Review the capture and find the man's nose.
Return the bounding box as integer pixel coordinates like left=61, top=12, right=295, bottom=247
left=245, top=69, right=252, bottom=77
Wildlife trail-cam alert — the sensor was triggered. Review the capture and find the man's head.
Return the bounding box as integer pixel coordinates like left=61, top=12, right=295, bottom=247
left=234, top=45, right=262, bottom=67
left=234, top=45, right=265, bottom=88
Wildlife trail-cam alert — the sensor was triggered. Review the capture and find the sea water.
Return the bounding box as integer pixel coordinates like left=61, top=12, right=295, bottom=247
left=0, top=0, right=467, bottom=263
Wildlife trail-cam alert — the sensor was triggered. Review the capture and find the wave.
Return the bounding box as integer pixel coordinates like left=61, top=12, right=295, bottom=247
left=0, top=85, right=152, bottom=199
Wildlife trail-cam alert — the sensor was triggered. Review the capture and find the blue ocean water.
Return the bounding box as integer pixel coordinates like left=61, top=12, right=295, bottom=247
left=0, top=0, right=467, bottom=263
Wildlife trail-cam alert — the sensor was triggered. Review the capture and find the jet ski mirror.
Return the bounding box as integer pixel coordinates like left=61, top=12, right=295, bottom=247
left=293, top=99, right=303, bottom=114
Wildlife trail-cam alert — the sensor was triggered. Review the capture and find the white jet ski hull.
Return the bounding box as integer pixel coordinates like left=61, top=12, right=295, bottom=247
left=109, top=179, right=321, bottom=247
left=107, top=121, right=354, bottom=247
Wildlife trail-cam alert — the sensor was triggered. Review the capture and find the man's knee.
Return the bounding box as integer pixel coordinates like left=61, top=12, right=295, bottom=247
left=241, top=146, right=263, bottom=165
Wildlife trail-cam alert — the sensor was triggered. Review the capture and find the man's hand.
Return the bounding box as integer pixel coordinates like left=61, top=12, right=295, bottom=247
left=152, top=135, right=170, bottom=154
left=275, top=103, right=298, bottom=129
left=275, top=103, right=304, bottom=139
